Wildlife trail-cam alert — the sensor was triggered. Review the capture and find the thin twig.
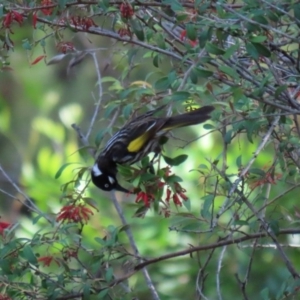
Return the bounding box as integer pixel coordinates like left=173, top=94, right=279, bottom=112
left=215, top=115, right=280, bottom=225
left=110, top=192, right=160, bottom=300
left=216, top=246, right=227, bottom=300
left=0, top=165, right=53, bottom=223
left=85, top=52, right=103, bottom=139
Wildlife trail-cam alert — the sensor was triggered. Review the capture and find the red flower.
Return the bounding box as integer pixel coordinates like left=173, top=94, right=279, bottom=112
left=120, top=3, right=134, bottom=19
left=12, top=11, right=23, bottom=26
left=3, top=13, right=13, bottom=28
left=135, top=191, right=154, bottom=207
left=33, top=12, right=37, bottom=29
left=56, top=42, right=75, bottom=54
left=250, top=172, right=282, bottom=189
left=38, top=255, right=60, bottom=267
left=56, top=204, right=94, bottom=223
left=31, top=55, right=46, bottom=65
left=118, top=28, right=131, bottom=37
left=157, top=180, right=165, bottom=188
left=63, top=249, right=78, bottom=260
left=40, top=0, right=54, bottom=16
left=2, top=11, right=23, bottom=28
left=0, top=221, right=11, bottom=236
left=174, top=183, right=188, bottom=201
left=180, top=30, right=198, bottom=47
left=172, top=193, right=182, bottom=206
left=38, top=256, right=53, bottom=267
left=165, top=188, right=172, bottom=202
left=69, top=16, right=96, bottom=31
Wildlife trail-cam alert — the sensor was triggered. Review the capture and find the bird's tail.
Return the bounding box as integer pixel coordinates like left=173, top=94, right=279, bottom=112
left=163, top=105, right=214, bottom=130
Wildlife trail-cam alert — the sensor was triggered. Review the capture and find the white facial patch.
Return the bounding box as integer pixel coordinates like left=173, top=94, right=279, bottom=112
left=92, top=164, right=102, bottom=176
left=108, top=176, right=115, bottom=184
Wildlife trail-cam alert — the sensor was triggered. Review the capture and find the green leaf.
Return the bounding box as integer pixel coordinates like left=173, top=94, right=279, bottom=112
left=186, top=24, right=197, bottom=41
left=141, top=156, right=150, bottom=167
left=55, top=163, right=76, bottom=179
left=253, top=15, right=269, bottom=25
left=168, top=71, right=177, bottom=83
left=266, top=10, right=279, bottom=22
left=232, top=220, right=249, bottom=226
left=253, top=43, right=271, bottom=57
left=246, top=43, right=259, bottom=60
left=95, top=128, right=108, bottom=147
left=101, top=76, right=119, bottom=83
left=132, top=175, right=141, bottom=187
left=223, top=44, right=239, bottom=59
left=269, top=220, right=280, bottom=236
left=249, top=168, right=265, bottom=176
left=203, top=123, right=214, bottom=130
left=104, top=103, right=118, bottom=118
left=123, top=103, right=133, bottom=119
left=22, top=40, right=32, bottom=50
left=117, top=164, right=133, bottom=177
left=153, top=54, right=159, bottom=68
left=171, top=91, right=190, bottom=102
left=244, top=119, right=260, bottom=143
left=201, top=194, right=214, bottom=218
left=205, top=42, right=225, bottom=55
left=176, top=14, right=188, bottom=22
left=155, top=33, right=166, bottom=49
left=58, top=0, right=67, bottom=9
left=105, top=267, right=114, bottom=282
left=21, top=245, right=37, bottom=265
left=236, top=155, right=242, bottom=168
left=182, top=198, right=191, bottom=211
left=190, top=68, right=198, bottom=84
left=155, top=77, right=170, bottom=90
left=162, top=154, right=188, bottom=166
left=219, top=65, right=239, bottom=80
left=97, top=289, right=109, bottom=298
left=275, top=85, right=288, bottom=98
left=129, top=19, right=144, bottom=41
left=194, top=68, right=213, bottom=78
left=198, top=27, right=213, bottom=48
left=250, top=35, right=267, bottom=43
left=95, top=237, right=107, bottom=245
left=159, top=136, right=169, bottom=145
left=165, top=174, right=183, bottom=183
left=224, top=129, right=233, bottom=144
left=83, top=282, right=91, bottom=299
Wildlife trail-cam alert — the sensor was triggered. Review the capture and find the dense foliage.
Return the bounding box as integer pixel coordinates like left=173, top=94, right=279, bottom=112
left=1, top=0, right=300, bottom=299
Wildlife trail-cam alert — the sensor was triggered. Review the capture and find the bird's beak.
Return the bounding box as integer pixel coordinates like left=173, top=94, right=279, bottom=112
left=115, top=182, right=132, bottom=194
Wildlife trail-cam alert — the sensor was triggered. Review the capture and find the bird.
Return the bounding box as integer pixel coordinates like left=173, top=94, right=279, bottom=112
left=91, top=104, right=214, bottom=193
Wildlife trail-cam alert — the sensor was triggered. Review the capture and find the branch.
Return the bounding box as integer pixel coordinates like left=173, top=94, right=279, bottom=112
left=85, top=52, right=103, bottom=139
left=110, top=191, right=160, bottom=300
left=215, top=115, right=280, bottom=223
left=0, top=165, right=53, bottom=224
left=134, top=228, right=300, bottom=271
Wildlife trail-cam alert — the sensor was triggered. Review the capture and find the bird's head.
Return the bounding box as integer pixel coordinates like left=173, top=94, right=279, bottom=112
left=91, top=164, right=130, bottom=193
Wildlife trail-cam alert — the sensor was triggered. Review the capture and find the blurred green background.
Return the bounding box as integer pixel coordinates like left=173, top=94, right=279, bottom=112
left=0, top=23, right=299, bottom=300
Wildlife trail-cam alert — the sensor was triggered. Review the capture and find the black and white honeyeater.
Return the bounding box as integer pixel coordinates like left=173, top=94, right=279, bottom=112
left=91, top=104, right=214, bottom=193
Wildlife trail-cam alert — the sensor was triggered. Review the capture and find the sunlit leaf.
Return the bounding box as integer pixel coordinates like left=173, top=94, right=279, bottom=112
left=205, top=43, right=225, bottom=55
left=55, top=163, right=77, bottom=179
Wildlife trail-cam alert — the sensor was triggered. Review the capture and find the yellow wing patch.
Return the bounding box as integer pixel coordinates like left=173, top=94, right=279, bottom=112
left=127, top=132, right=150, bottom=152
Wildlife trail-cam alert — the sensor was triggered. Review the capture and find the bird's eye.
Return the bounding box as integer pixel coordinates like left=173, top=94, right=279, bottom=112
left=104, top=184, right=109, bottom=188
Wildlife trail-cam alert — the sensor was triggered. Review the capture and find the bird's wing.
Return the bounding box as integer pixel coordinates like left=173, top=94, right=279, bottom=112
left=103, top=118, right=165, bottom=164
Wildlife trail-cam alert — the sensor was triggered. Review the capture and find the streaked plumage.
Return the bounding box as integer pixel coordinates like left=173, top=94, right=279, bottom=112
left=91, top=104, right=214, bottom=192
